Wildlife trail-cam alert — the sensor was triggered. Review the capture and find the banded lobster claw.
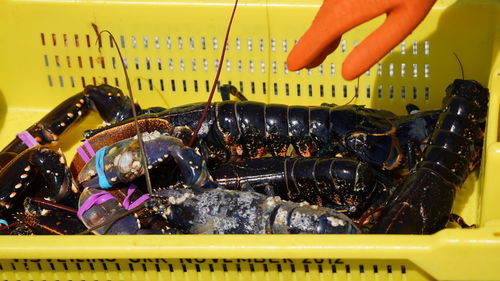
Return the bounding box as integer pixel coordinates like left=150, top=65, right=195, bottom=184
left=77, top=131, right=213, bottom=190
left=2, top=84, right=139, bottom=155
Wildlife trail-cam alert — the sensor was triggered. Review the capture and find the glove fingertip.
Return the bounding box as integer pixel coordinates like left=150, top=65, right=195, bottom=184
left=341, top=62, right=364, bottom=81
left=286, top=54, right=304, bottom=71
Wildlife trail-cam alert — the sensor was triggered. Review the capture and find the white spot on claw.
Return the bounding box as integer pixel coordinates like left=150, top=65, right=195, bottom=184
left=20, top=173, right=28, bottom=178
left=15, top=183, right=22, bottom=189
left=9, top=192, right=16, bottom=198
left=327, top=216, right=346, bottom=227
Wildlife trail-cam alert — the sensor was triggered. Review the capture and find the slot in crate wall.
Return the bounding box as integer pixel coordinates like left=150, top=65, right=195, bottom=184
left=0, top=0, right=499, bottom=280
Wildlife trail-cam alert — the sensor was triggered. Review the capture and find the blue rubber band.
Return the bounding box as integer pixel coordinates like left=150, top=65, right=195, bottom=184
left=0, top=219, right=8, bottom=226
left=95, top=146, right=112, bottom=189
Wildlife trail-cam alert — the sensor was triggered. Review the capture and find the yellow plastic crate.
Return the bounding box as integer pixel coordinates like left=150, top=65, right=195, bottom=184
left=0, top=0, right=499, bottom=280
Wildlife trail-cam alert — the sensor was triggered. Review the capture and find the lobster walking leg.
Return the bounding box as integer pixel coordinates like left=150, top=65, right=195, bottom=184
left=371, top=79, right=489, bottom=234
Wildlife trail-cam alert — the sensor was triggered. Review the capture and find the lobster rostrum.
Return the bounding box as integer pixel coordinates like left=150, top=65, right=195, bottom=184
left=82, top=84, right=440, bottom=171
left=371, top=79, right=489, bottom=234
left=212, top=157, right=396, bottom=219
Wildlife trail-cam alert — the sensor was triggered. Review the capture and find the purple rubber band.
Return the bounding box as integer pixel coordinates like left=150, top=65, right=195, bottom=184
left=77, top=146, right=90, bottom=163
left=126, top=194, right=150, bottom=210
left=122, top=184, right=150, bottom=210
left=16, top=131, right=39, bottom=148
left=83, top=140, right=96, bottom=156
left=77, top=191, right=116, bottom=220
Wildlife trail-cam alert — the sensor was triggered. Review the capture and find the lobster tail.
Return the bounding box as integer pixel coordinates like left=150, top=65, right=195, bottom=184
left=371, top=79, right=489, bottom=234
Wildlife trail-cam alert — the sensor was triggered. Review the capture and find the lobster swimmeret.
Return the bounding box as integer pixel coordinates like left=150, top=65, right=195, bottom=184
left=371, top=79, right=489, bottom=234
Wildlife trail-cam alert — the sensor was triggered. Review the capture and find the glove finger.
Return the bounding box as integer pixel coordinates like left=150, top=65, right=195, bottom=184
left=303, top=37, right=342, bottom=69
left=342, top=1, right=435, bottom=80
left=287, top=0, right=392, bottom=71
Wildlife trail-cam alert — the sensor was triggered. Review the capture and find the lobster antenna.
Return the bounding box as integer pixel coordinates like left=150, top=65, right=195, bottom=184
left=187, top=0, right=239, bottom=147
left=28, top=197, right=78, bottom=214
left=0, top=222, right=18, bottom=232
left=453, top=52, right=465, bottom=79
left=92, top=26, right=154, bottom=196
left=357, top=206, right=384, bottom=232
left=342, top=77, right=359, bottom=106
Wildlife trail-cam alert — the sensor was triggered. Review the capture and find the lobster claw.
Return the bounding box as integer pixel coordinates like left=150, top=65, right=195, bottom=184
left=78, top=131, right=213, bottom=189
left=84, top=84, right=141, bottom=123
left=0, top=147, right=79, bottom=214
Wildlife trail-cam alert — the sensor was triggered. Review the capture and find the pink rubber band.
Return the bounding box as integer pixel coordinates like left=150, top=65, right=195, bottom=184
left=77, top=146, right=90, bottom=163
left=77, top=191, right=116, bottom=220
left=83, top=140, right=96, bottom=156
left=122, top=184, right=150, bottom=210
left=77, top=140, right=96, bottom=163
left=16, top=131, right=39, bottom=148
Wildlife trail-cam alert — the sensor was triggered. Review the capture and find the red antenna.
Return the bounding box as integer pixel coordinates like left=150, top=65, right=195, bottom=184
left=342, top=77, right=359, bottom=106
left=188, top=0, right=239, bottom=147
left=92, top=24, right=154, bottom=196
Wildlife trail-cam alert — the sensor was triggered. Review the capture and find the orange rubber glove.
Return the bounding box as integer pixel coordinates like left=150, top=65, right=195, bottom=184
left=287, top=0, right=436, bottom=81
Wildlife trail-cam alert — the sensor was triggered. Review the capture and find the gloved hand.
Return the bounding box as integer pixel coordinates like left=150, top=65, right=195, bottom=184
left=287, top=0, right=436, bottom=81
